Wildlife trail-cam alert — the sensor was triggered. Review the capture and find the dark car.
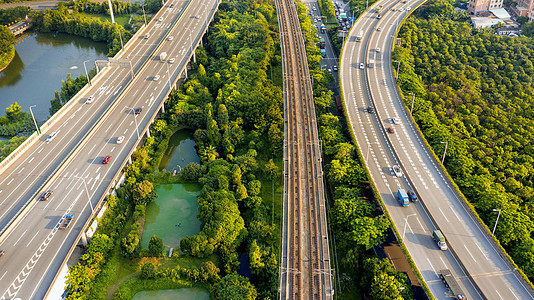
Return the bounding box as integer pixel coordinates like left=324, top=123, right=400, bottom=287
left=0, top=250, right=4, bottom=257
left=407, top=190, right=418, bottom=202
left=39, top=190, right=53, bottom=201
left=102, top=155, right=111, bottom=164
left=367, top=106, right=374, bottom=113
left=134, top=108, right=142, bottom=115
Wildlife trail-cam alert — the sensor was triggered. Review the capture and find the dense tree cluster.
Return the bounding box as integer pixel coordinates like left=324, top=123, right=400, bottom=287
left=31, top=4, right=131, bottom=56
left=0, top=6, right=30, bottom=25
left=394, top=0, right=534, bottom=280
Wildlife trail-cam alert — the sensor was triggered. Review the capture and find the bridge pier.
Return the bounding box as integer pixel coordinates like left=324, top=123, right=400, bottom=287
left=80, top=231, right=88, bottom=247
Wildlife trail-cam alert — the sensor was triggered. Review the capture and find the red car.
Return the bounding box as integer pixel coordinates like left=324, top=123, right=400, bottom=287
left=102, top=155, right=111, bottom=164
left=388, top=127, right=395, bottom=133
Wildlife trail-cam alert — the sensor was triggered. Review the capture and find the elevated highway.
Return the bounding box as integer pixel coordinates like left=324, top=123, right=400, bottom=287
left=0, top=0, right=219, bottom=298
left=340, top=0, right=534, bottom=299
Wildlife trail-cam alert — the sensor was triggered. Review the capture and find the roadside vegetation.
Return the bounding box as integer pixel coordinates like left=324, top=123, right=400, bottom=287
left=394, top=0, right=534, bottom=283
left=297, top=1, right=413, bottom=299
left=65, top=0, right=284, bottom=299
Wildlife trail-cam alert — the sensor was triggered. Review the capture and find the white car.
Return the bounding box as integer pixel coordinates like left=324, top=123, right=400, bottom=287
left=46, top=131, right=58, bottom=142
left=85, top=95, right=95, bottom=104
left=116, top=136, right=125, bottom=144
left=376, top=47, right=381, bottom=53
left=392, top=165, right=403, bottom=177
left=144, top=33, right=149, bottom=39
left=167, top=36, right=174, bottom=41
left=158, top=17, right=163, bottom=22
left=392, top=117, right=400, bottom=124
left=168, top=58, right=175, bottom=64
left=153, top=75, right=160, bottom=81
left=359, top=63, right=365, bottom=69
left=377, top=27, right=382, bottom=31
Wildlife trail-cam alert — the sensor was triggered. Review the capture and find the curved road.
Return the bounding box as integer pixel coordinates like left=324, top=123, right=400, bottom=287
left=340, top=1, right=534, bottom=299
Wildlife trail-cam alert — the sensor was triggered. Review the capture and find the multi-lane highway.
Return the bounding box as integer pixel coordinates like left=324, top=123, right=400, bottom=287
left=341, top=0, right=534, bottom=299
left=0, top=0, right=219, bottom=298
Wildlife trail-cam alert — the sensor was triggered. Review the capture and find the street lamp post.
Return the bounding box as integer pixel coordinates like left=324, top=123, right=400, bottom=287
left=403, top=213, right=417, bottom=240
left=440, top=141, right=448, bottom=166
left=394, top=60, right=401, bottom=81
left=126, top=106, right=140, bottom=139
left=107, top=0, right=124, bottom=50
left=29, top=105, right=40, bottom=135
left=83, top=60, right=92, bottom=86
left=492, top=208, right=502, bottom=237
left=142, top=4, right=147, bottom=25
left=409, top=92, right=415, bottom=115
left=75, top=176, right=94, bottom=214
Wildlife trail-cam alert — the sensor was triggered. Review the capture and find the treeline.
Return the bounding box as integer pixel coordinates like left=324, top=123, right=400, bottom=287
left=296, top=1, right=413, bottom=298
left=0, top=6, right=30, bottom=25
left=395, top=0, right=534, bottom=281
left=30, top=4, right=131, bottom=56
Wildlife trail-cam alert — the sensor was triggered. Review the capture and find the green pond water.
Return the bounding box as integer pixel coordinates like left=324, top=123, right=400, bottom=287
left=159, top=130, right=200, bottom=173
left=132, top=287, right=210, bottom=300
left=140, top=183, right=201, bottom=251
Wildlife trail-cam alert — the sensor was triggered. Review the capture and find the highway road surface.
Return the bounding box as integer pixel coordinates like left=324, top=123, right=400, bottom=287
left=340, top=0, right=534, bottom=299
left=0, top=0, right=219, bottom=298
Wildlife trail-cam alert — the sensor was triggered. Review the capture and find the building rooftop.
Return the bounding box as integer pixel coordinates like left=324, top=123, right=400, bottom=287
left=489, top=7, right=511, bottom=20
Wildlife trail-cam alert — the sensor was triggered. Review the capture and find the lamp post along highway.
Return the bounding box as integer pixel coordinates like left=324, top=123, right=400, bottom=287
left=107, top=0, right=124, bottom=50
left=83, top=60, right=92, bottom=87
left=74, top=176, right=94, bottom=214
left=440, top=141, right=448, bottom=166
left=29, top=105, right=40, bottom=135
left=492, top=208, right=502, bottom=237
left=126, top=106, right=140, bottom=139
left=411, top=93, right=415, bottom=115
left=394, top=60, right=401, bottom=81
left=403, top=213, right=417, bottom=240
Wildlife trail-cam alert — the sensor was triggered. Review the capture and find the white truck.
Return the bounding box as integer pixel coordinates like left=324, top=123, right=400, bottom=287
left=160, top=52, right=168, bottom=62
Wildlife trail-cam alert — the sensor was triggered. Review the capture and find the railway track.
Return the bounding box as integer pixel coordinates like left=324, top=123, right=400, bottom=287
left=276, top=0, right=333, bottom=298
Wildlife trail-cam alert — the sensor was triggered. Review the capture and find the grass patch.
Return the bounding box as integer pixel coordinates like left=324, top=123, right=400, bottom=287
left=269, top=64, right=283, bottom=87
left=78, top=13, right=131, bottom=27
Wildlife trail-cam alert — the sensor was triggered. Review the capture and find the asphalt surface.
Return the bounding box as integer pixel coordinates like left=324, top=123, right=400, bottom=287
left=0, top=0, right=218, bottom=298
left=340, top=0, right=534, bottom=299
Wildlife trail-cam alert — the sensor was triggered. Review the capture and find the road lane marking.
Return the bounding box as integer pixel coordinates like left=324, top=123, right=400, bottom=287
left=26, top=231, right=40, bottom=247
left=426, top=258, right=438, bottom=278
left=508, top=287, right=519, bottom=300
left=28, top=157, right=34, bottom=163
left=7, top=178, right=14, bottom=185
left=438, top=207, right=449, bottom=223
left=495, top=290, right=504, bottom=299
left=96, top=167, right=101, bottom=173
left=18, top=167, right=24, bottom=174
left=475, top=243, right=489, bottom=260
left=110, top=147, right=116, bottom=153
left=38, top=148, right=43, bottom=153
left=463, top=244, right=477, bottom=263
left=13, top=229, right=28, bottom=246
left=0, top=271, right=7, bottom=281
left=124, top=129, right=128, bottom=134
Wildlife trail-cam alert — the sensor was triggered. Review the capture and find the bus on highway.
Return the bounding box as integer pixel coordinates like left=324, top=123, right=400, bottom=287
left=356, top=30, right=363, bottom=41
left=439, top=269, right=467, bottom=299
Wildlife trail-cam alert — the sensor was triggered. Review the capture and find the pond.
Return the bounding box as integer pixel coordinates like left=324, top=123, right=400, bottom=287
left=0, top=32, right=108, bottom=122
left=140, top=183, right=201, bottom=252
left=159, top=129, right=200, bottom=173
left=132, top=287, right=209, bottom=300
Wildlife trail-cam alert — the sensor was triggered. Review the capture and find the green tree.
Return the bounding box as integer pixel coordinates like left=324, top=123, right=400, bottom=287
left=0, top=25, right=14, bottom=53
left=148, top=235, right=164, bottom=256
left=5, top=102, right=21, bottom=121
left=214, top=274, right=257, bottom=300
left=141, top=262, right=155, bottom=279
left=132, top=180, right=155, bottom=205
